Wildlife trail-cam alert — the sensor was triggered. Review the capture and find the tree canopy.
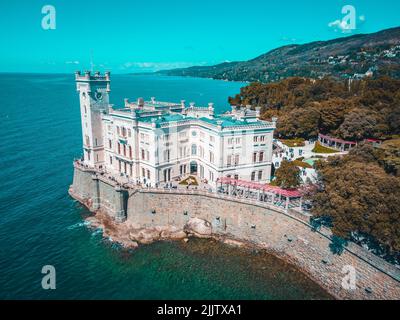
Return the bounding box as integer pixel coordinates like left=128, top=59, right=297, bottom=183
left=308, top=143, right=400, bottom=259
left=274, top=160, right=302, bottom=189
left=228, top=76, right=400, bottom=141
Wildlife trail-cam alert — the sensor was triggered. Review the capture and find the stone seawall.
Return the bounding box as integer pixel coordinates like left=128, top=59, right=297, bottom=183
left=69, top=166, right=400, bottom=300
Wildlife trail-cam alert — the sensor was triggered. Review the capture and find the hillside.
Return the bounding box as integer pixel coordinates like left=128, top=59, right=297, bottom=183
left=158, top=27, right=400, bottom=82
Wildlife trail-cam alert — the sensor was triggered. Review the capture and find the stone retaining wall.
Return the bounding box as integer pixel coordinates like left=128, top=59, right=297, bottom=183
left=69, top=167, right=400, bottom=300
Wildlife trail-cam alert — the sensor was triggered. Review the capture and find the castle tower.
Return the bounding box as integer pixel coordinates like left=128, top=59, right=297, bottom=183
left=75, top=71, right=111, bottom=167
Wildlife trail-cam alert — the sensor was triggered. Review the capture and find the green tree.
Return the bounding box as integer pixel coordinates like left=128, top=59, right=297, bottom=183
left=274, top=160, right=302, bottom=189
left=309, top=153, right=400, bottom=254
left=276, top=106, right=320, bottom=139
left=337, top=108, right=388, bottom=141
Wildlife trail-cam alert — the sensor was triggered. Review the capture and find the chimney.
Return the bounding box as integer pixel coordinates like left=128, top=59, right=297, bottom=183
left=137, top=97, right=144, bottom=108
left=255, top=106, right=261, bottom=119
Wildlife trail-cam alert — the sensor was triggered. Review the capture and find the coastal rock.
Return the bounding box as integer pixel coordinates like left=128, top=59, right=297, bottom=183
left=138, top=229, right=161, bottom=244
left=223, top=239, right=245, bottom=248
left=161, top=229, right=187, bottom=240
left=185, top=218, right=212, bottom=237
left=129, top=228, right=161, bottom=244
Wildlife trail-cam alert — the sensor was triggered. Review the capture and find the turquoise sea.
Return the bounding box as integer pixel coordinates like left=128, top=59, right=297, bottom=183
left=0, top=73, right=331, bottom=299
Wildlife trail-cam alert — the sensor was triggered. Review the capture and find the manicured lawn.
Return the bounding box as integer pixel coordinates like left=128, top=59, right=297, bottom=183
left=178, top=176, right=199, bottom=186
left=292, top=159, right=313, bottom=168
left=312, top=142, right=338, bottom=154
left=279, top=138, right=305, bottom=147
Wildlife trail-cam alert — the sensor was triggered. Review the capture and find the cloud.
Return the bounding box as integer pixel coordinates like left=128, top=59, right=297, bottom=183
left=328, top=19, right=353, bottom=33
left=328, top=14, right=366, bottom=34
left=281, top=36, right=298, bottom=43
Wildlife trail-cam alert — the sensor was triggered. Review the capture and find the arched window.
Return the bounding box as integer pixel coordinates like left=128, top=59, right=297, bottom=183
left=191, top=144, right=197, bottom=156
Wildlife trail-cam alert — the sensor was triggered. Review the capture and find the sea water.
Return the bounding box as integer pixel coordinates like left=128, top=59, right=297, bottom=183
left=0, top=73, right=331, bottom=299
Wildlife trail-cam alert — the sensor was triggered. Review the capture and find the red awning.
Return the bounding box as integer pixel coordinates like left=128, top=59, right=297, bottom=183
left=217, top=177, right=302, bottom=198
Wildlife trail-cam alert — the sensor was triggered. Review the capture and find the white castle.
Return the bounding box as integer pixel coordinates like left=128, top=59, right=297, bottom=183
left=75, top=71, right=276, bottom=187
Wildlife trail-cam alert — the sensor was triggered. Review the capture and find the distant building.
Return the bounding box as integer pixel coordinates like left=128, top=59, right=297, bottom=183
left=75, top=71, right=276, bottom=187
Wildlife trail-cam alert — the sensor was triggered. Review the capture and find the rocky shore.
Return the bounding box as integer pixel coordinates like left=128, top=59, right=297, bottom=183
left=85, top=210, right=249, bottom=250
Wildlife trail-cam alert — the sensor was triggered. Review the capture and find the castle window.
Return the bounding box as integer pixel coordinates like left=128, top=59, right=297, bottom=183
left=191, top=144, right=197, bottom=156
left=163, top=149, right=170, bottom=162
left=258, top=170, right=263, bottom=181
left=209, top=171, right=214, bottom=181
left=84, top=105, right=87, bottom=114
left=110, top=156, right=113, bottom=165
left=259, top=152, right=264, bottom=162
left=128, top=129, right=131, bottom=137
left=260, top=136, right=265, bottom=142
left=228, top=138, right=233, bottom=145
left=117, top=126, right=120, bottom=135
left=142, top=168, right=145, bottom=177
left=234, top=174, right=239, bottom=180
left=123, top=144, right=126, bottom=156
left=253, top=136, right=258, bottom=143
left=209, top=151, right=214, bottom=164
left=108, top=139, right=112, bottom=149
left=146, top=151, right=150, bottom=161
left=253, top=152, right=257, bottom=163
left=234, top=154, right=239, bottom=165
left=117, top=143, right=121, bottom=154
left=227, top=155, right=232, bottom=167
left=95, top=138, right=98, bottom=146
left=129, top=146, right=132, bottom=159
left=147, top=170, right=150, bottom=179
left=251, top=172, right=256, bottom=181
left=141, top=149, right=145, bottom=160
left=235, top=137, right=241, bottom=144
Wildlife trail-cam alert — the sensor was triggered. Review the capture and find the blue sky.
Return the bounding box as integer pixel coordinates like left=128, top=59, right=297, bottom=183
left=0, top=0, right=399, bottom=73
